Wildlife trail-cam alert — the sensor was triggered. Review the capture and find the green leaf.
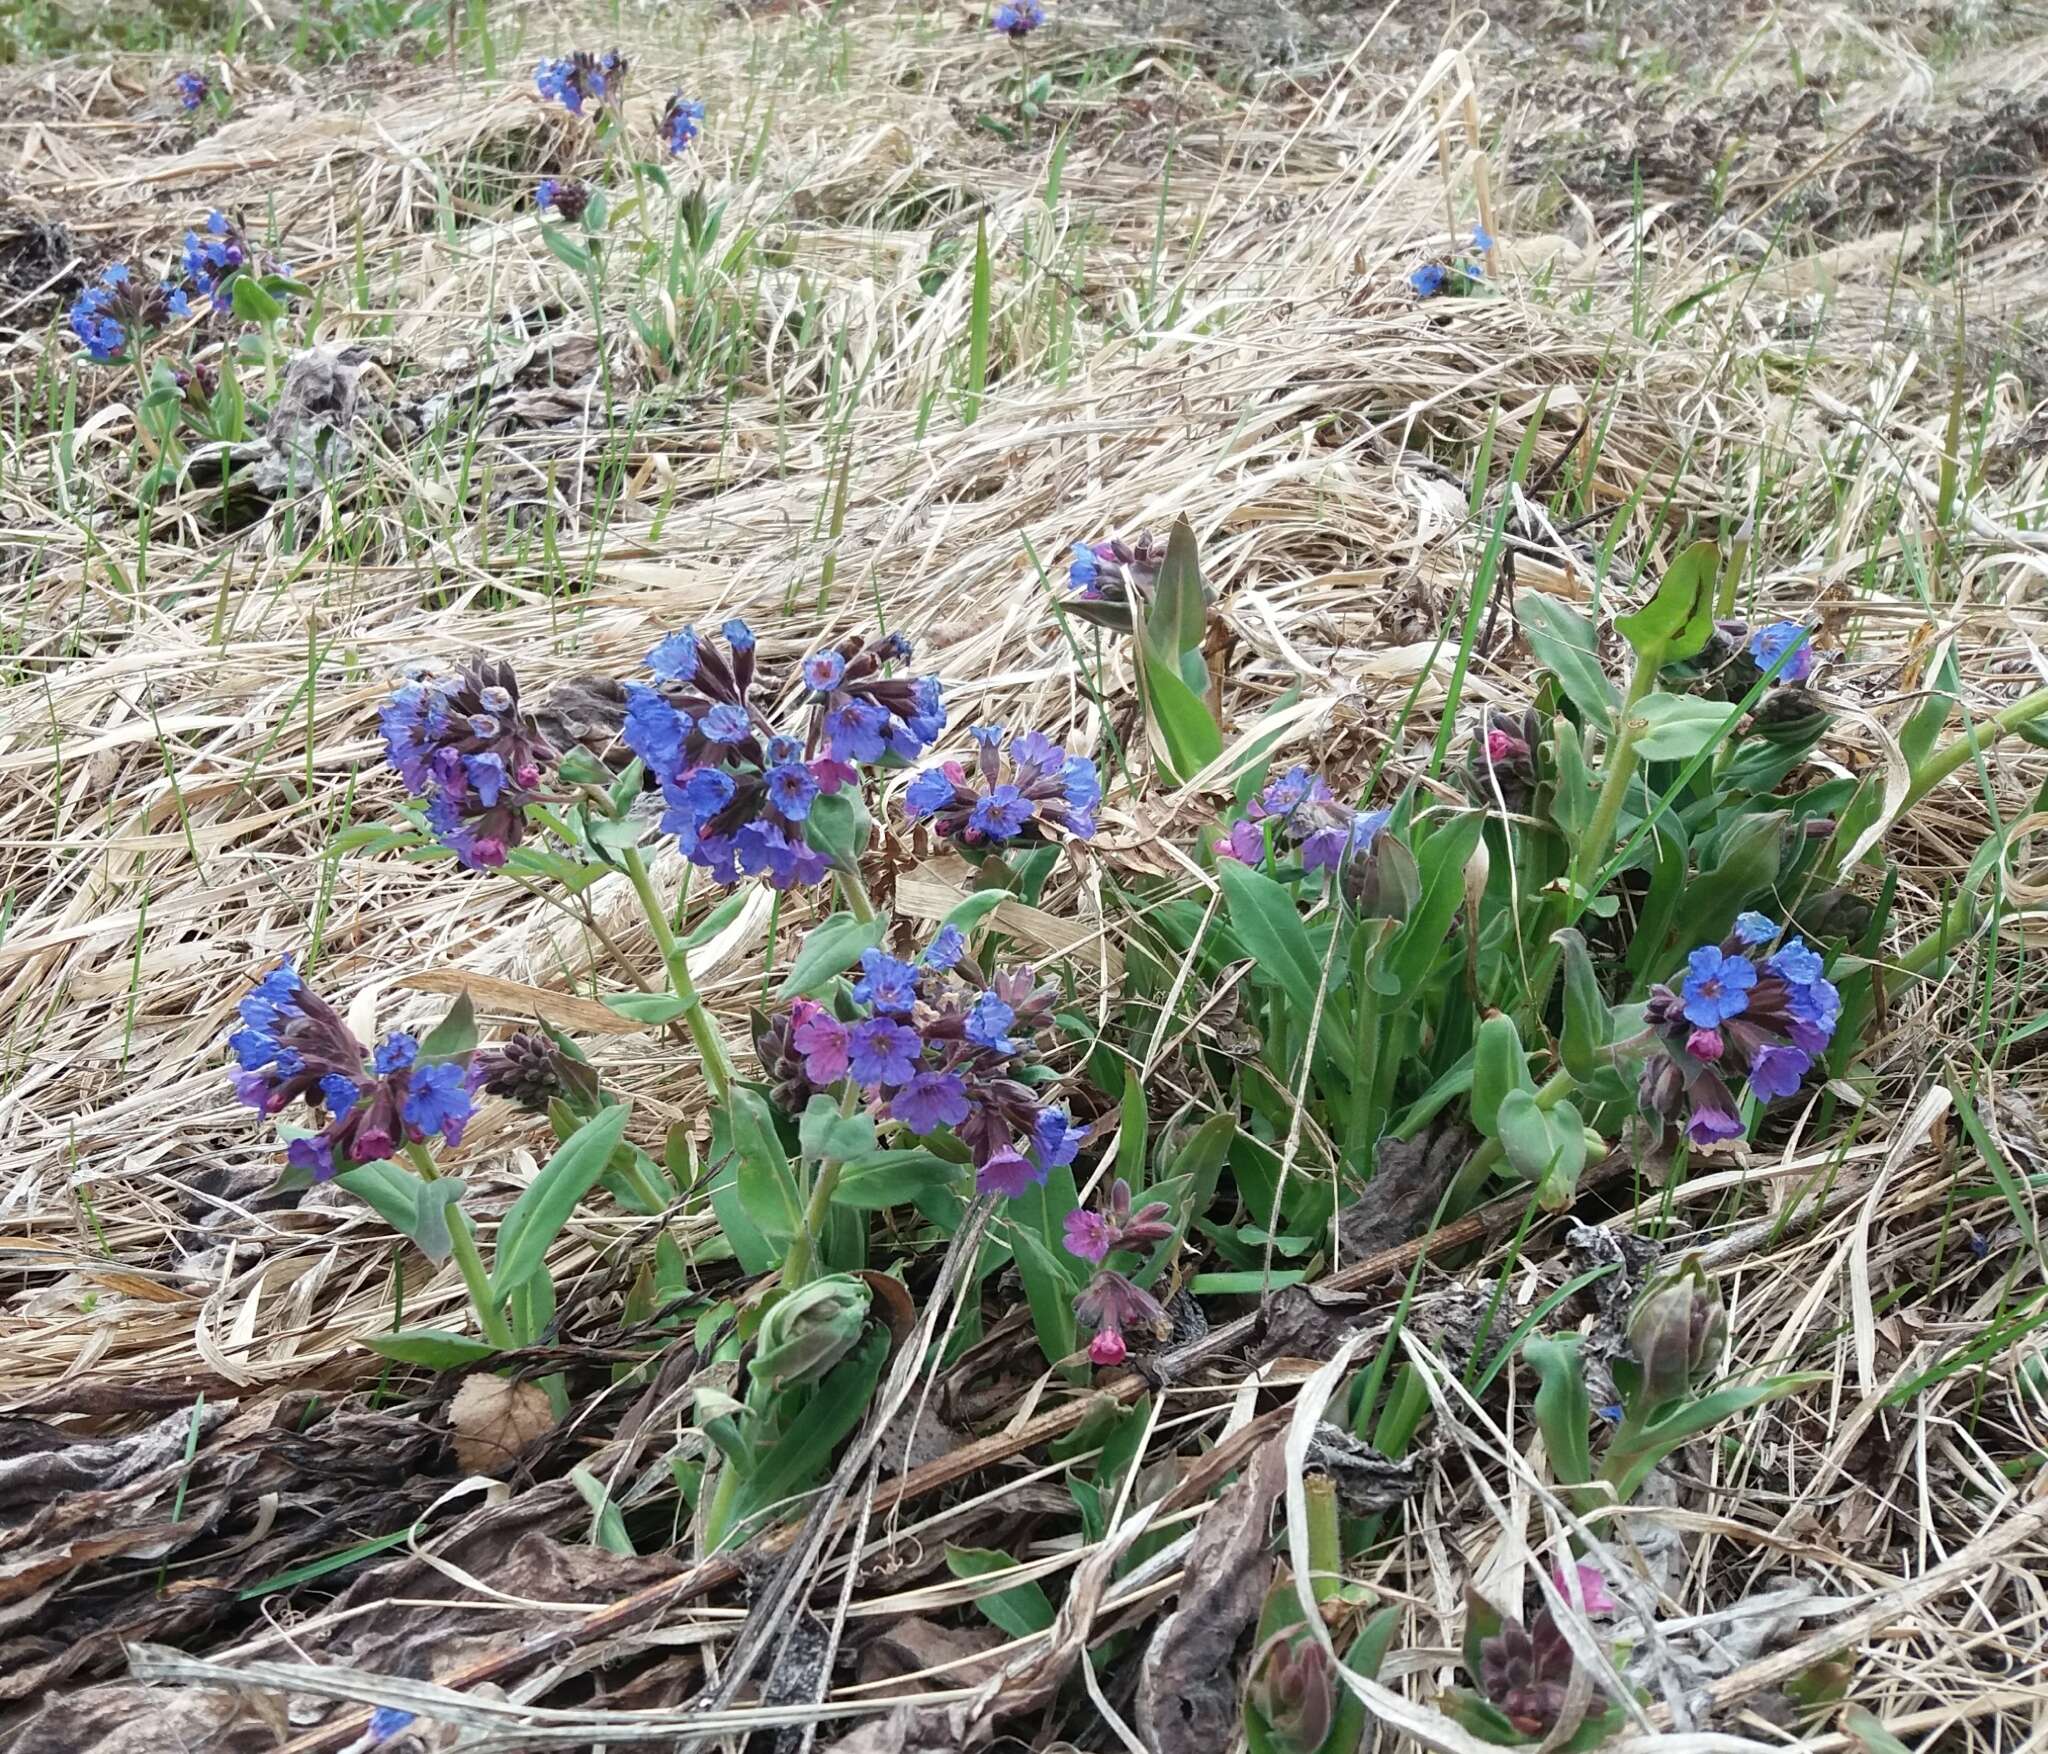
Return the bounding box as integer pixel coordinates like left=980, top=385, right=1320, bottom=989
left=831, top=1149, right=964, bottom=1208
left=727, top=1088, right=804, bottom=1246
left=1144, top=518, right=1207, bottom=667
left=361, top=1328, right=499, bottom=1369
left=1609, top=1373, right=1828, bottom=1502
left=1548, top=716, right=1598, bottom=836
left=1469, top=1014, right=1534, bottom=1139
left=1681, top=810, right=1787, bottom=948
left=945, top=1545, right=1056, bottom=1638
left=1495, top=1087, right=1558, bottom=1182
left=682, top=887, right=754, bottom=948
left=1010, top=1218, right=1079, bottom=1366
left=1536, top=1099, right=1589, bottom=1209
left=1131, top=1111, right=1235, bottom=1291
left=556, top=748, right=612, bottom=787
left=540, top=225, right=595, bottom=274
left=776, top=909, right=888, bottom=1000
left=706, top=1105, right=779, bottom=1274
left=411, top=1178, right=465, bottom=1264
left=803, top=789, right=872, bottom=874
left=1133, top=635, right=1223, bottom=785
left=1115, top=1073, right=1148, bottom=1187
left=333, top=1159, right=433, bottom=1240
left=1615, top=538, right=1719, bottom=661
left=1381, top=811, right=1484, bottom=996
left=799, top=1095, right=878, bottom=1164
left=601, top=991, right=692, bottom=1025
left=418, top=992, right=477, bottom=1060
left=737, top=1327, right=889, bottom=1517
left=570, top=1464, right=636, bottom=1555
left=962, top=216, right=990, bottom=424
left=1518, top=596, right=1615, bottom=726
left=1843, top=1707, right=1916, bottom=1754
left=228, top=273, right=283, bottom=323
left=490, top=1104, right=633, bottom=1301
left=1627, top=692, right=1739, bottom=761
left=1553, top=929, right=1611, bottom=1082
left=1216, top=858, right=1336, bottom=1043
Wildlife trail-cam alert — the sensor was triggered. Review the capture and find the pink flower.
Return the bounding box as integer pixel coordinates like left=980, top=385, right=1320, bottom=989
left=1088, top=1330, right=1127, bottom=1366
left=1552, top=1561, right=1616, bottom=1615
left=1214, top=820, right=1263, bottom=864
left=1685, top=1027, right=1724, bottom=1062
left=791, top=1001, right=850, bottom=1084
left=1484, top=728, right=1525, bottom=764
left=1064, top=1207, right=1115, bottom=1264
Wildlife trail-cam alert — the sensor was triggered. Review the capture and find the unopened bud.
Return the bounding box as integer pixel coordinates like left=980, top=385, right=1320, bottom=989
left=753, top=1275, right=871, bottom=1388
left=1626, top=1256, right=1726, bottom=1407
left=1248, top=1632, right=1336, bottom=1752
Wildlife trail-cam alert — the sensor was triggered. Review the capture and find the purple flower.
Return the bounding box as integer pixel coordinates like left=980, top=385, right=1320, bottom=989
left=976, top=1149, right=1041, bottom=1197
left=1214, top=820, right=1264, bottom=864
left=179, top=210, right=253, bottom=313
left=1064, top=1208, right=1115, bottom=1264
left=1746, top=1043, right=1812, bottom=1103
left=799, top=633, right=945, bottom=766
left=1765, top=937, right=1825, bottom=987
left=847, top=1019, right=921, bottom=1088
left=227, top=961, right=474, bottom=1177
left=68, top=264, right=175, bottom=364
left=1029, top=1107, right=1084, bottom=1175
left=1249, top=766, right=1331, bottom=820
left=536, top=178, right=594, bottom=223
left=1748, top=622, right=1815, bottom=684
left=964, top=993, right=1019, bottom=1054
left=1300, top=807, right=1391, bottom=875
left=902, top=725, right=1099, bottom=849
left=380, top=663, right=555, bottom=870
left=660, top=92, right=704, bottom=154
left=921, top=924, right=967, bottom=971
left=792, top=1003, right=851, bottom=1085
left=804, top=650, right=846, bottom=692
left=892, top=1070, right=971, bottom=1134
left=1074, top=1268, right=1168, bottom=1361
left=173, top=70, right=209, bottom=110
left=1686, top=1098, right=1746, bottom=1146
left=1679, top=946, right=1756, bottom=1029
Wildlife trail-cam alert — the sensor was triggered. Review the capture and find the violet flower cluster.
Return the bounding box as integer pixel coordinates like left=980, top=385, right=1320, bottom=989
left=536, top=178, right=595, bottom=224
left=67, top=264, right=174, bottom=364
left=992, top=1, right=1046, bottom=36
left=1409, top=224, right=1492, bottom=298
left=661, top=93, right=704, bottom=154
left=534, top=50, right=626, bottom=115
left=902, top=724, right=1100, bottom=849
left=1214, top=765, right=1391, bottom=876
left=228, top=960, right=475, bottom=1180
left=173, top=69, right=209, bottom=110
left=624, top=620, right=939, bottom=891
left=1064, top=1178, right=1174, bottom=1366
left=1638, top=912, right=1842, bottom=1146
left=755, top=927, right=1083, bottom=1198
left=380, top=661, right=559, bottom=869
left=175, top=211, right=254, bottom=316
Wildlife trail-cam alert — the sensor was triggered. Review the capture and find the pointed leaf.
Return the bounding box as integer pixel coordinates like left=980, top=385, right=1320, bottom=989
left=490, top=1104, right=633, bottom=1301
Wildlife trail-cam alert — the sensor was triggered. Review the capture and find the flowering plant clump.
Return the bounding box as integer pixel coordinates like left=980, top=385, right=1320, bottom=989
left=536, top=178, right=596, bottom=224
left=992, top=1, right=1046, bottom=36
left=380, top=661, right=559, bottom=869
left=173, top=69, right=209, bottom=110
left=621, top=620, right=913, bottom=890
left=902, top=724, right=1100, bottom=849
left=174, top=211, right=261, bottom=315
left=1063, top=1178, right=1174, bottom=1365
left=1637, top=912, right=1841, bottom=1145
left=660, top=93, right=705, bottom=155
left=1216, top=764, right=1391, bottom=878
left=765, top=928, right=1082, bottom=1197
left=228, top=960, right=475, bottom=1180
left=67, top=264, right=175, bottom=364
left=800, top=631, right=948, bottom=768
left=534, top=49, right=627, bottom=116
left=1409, top=224, right=1492, bottom=298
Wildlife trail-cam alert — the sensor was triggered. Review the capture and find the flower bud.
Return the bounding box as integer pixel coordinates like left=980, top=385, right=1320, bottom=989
left=1478, top=1606, right=1573, bottom=1736
left=1791, top=885, right=1873, bottom=944
left=1339, top=827, right=1419, bottom=920
left=1248, top=1632, right=1336, bottom=1753
left=1625, top=1256, right=1726, bottom=1408
left=752, top=1274, right=871, bottom=1388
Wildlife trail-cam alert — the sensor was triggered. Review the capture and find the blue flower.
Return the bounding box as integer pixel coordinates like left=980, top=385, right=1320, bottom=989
left=1028, top=1106, right=1083, bottom=1174
left=319, top=1074, right=360, bottom=1115
left=1471, top=222, right=1494, bottom=252
left=379, top=663, right=555, bottom=870
left=67, top=264, right=173, bottom=364
left=805, top=633, right=947, bottom=766
left=765, top=761, right=818, bottom=820
left=700, top=703, right=751, bottom=746
left=992, top=0, right=1046, bottom=36
left=852, top=949, right=920, bottom=1015
left=964, top=993, right=1018, bottom=1054
left=180, top=210, right=251, bottom=313
left=969, top=783, right=1035, bottom=842
left=1732, top=911, right=1778, bottom=946
left=649, top=627, right=700, bottom=682
left=173, top=69, right=209, bottom=110
left=661, top=93, right=704, bottom=154
left=369, top=1708, right=417, bottom=1744
left=373, top=1032, right=420, bottom=1075
left=1409, top=262, right=1447, bottom=298
left=804, top=650, right=846, bottom=692
left=402, top=1060, right=474, bottom=1144
left=1748, top=621, right=1815, bottom=684
left=1301, top=807, right=1390, bottom=874
left=1764, top=937, right=1824, bottom=988
left=1680, top=946, right=1756, bottom=1029
left=847, top=1019, right=920, bottom=1088
left=1746, top=1043, right=1811, bottom=1103
left=1069, top=542, right=1100, bottom=593
left=921, top=924, right=967, bottom=971
left=903, top=765, right=958, bottom=820
left=535, top=50, right=626, bottom=116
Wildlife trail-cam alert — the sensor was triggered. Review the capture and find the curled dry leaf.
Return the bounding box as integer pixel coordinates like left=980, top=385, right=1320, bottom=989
left=448, top=1375, right=556, bottom=1476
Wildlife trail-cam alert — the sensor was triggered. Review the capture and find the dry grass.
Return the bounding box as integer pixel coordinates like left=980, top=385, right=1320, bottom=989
left=3, top=1, right=2048, bottom=1749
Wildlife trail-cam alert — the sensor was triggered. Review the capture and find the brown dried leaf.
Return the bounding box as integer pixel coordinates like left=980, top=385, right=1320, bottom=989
left=1135, top=1438, right=1287, bottom=1754
left=448, top=1375, right=556, bottom=1475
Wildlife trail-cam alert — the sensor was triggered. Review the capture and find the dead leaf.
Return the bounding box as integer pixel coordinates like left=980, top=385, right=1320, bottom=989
left=857, top=1616, right=1009, bottom=1692
left=449, top=1375, right=556, bottom=1475
left=398, top=969, right=649, bottom=1035
left=1135, top=1438, right=1287, bottom=1754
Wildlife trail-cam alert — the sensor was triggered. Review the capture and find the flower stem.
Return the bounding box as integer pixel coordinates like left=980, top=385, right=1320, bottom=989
left=781, top=1083, right=863, bottom=1288
left=1570, top=648, right=1660, bottom=906
left=618, top=847, right=736, bottom=1104
left=405, top=1143, right=516, bottom=1351
left=1897, top=686, right=2048, bottom=821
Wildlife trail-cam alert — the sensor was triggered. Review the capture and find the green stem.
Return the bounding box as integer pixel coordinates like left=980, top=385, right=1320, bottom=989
left=405, top=1144, right=516, bottom=1351
left=1897, top=686, right=2048, bottom=821
left=781, top=1083, right=863, bottom=1287
left=1570, top=647, right=1660, bottom=905
left=1445, top=1069, right=1578, bottom=1216
left=1304, top=1474, right=1342, bottom=1604
left=836, top=862, right=877, bottom=924
left=619, top=847, right=736, bottom=1103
